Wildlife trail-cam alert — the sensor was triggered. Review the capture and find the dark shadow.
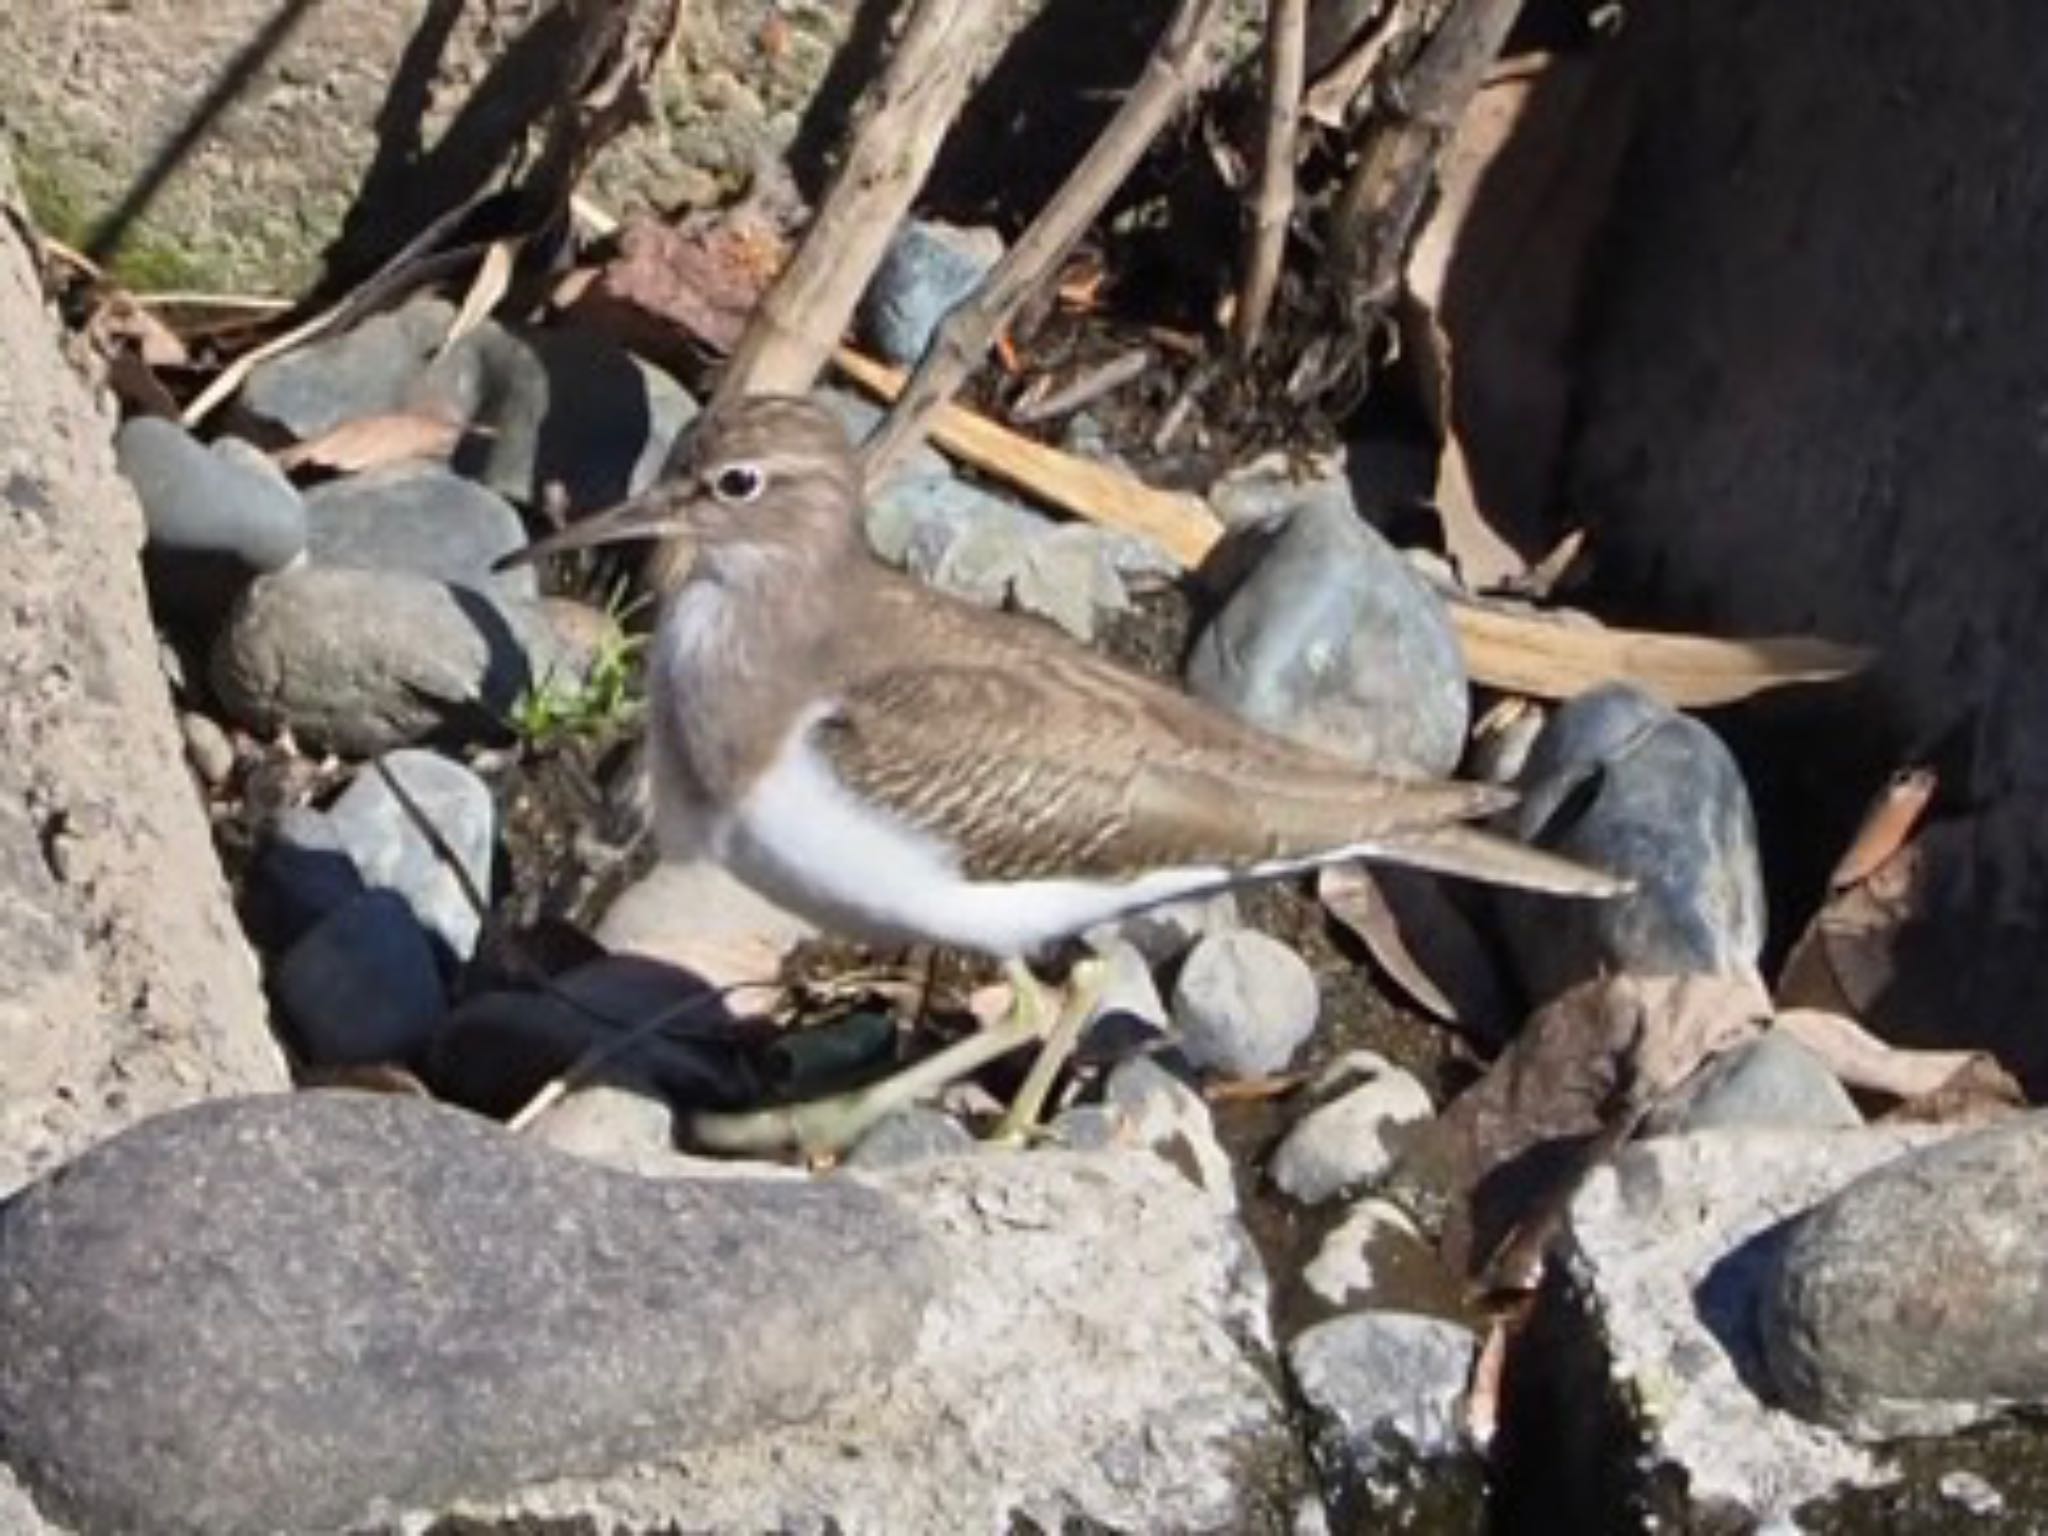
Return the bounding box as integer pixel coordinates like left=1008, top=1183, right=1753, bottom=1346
left=787, top=0, right=908, bottom=200
left=418, top=952, right=758, bottom=1120
left=793, top=0, right=1184, bottom=232
left=1694, top=1213, right=1802, bottom=1407
left=319, top=0, right=588, bottom=291
left=83, top=0, right=325, bottom=266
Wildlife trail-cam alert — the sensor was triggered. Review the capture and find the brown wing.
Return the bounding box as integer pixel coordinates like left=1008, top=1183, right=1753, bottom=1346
left=811, top=585, right=1511, bottom=881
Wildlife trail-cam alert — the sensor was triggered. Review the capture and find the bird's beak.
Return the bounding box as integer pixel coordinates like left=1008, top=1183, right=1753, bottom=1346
left=493, top=490, right=694, bottom=572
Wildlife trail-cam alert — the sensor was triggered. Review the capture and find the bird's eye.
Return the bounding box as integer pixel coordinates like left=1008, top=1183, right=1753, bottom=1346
left=710, top=462, right=766, bottom=504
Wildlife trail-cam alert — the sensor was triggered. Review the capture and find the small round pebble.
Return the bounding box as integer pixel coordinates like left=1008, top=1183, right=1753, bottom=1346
left=1644, top=1029, right=1862, bottom=1138
left=1301, top=1197, right=1432, bottom=1310
left=178, top=711, right=237, bottom=788
left=858, top=219, right=1004, bottom=367
left=1171, top=930, right=1319, bottom=1078
left=304, top=463, right=536, bottom=597
left=1269, top=1055, right=1433, bottom=1206
left=1289, top=1311, right=1479, bottom=1477
left=115, top=416, right=307, bottom=572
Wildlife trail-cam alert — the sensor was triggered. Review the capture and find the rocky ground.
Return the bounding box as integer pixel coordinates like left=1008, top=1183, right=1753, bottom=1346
left=7, top=8, right=2048, bottom=1530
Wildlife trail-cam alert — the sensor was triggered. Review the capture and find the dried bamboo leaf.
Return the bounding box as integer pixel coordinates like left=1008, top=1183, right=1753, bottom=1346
left=438, top=237, right=521, bottom=359
left=273, top=412, right=467, bottom=474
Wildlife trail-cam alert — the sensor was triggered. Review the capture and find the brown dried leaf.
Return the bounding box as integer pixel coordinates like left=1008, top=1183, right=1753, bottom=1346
left=1449, top=599, right=1873, bottom=707
left=1775, top=1008, right=2017, bottom=1111
left=1318, top=863, right=1514, bottom=1042
left=273, top=412, right=466, bottom=474
left=1414, top=972, right=1770, bottom=1281
left=438, top=236, right=521, bottom=358
left=1404, top=44, right=1642, bottom=587
left=1828, top=766, right=1937, bottom=893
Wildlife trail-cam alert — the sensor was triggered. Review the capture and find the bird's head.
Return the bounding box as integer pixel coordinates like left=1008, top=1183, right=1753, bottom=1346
left=497, top=395, right=864, bottom=577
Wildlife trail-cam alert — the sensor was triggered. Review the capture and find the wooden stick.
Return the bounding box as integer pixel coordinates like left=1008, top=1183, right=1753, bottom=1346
left=858, top=0, right=1234, bottom=480
left=1232, top=0, right=1307, bottom=358
left=1326, top=0, right=1523, bottom=306
left=707, top=0, right=1024, bottom=409
left=832, top=346, right=1224, bottom=565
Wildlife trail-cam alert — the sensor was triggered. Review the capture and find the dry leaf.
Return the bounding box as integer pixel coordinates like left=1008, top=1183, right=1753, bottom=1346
left=1319, top=864, right=1514, bottom=1042
left=273, top=412, right=466, bottom=474
left=88, top=292, right=190, bottom=369
left=1414, top=971, right=1770, bottom=1280
left=439, top=236, right=520, bottom=358
left=1403, top=44, right=1643, bottom=588
left=1775, top=1007, right=2016, bottom=1109
left=1828, top=766, right=1937, bottom=892
left=1448, top=599, right=1874, bottom=707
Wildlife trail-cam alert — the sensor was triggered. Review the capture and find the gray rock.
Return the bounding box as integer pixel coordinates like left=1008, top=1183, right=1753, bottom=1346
left=439, top=324, right=698, bottom=508
left=1171, top=929, right=1320, bottom=1077
left=445, top=1148, right=1290, bottom=1533
left=244, top=806, right=369, bottom=952
left=1077, top=937, right=1171, bottom=1057
left=1089, top=887, right=1242, bottom=967
left=1759, top=1112, right=2048, bottom=1440
left=858, top=219, right=1004, bottom=367
left=1496, top=683, right=1766, bottom=1006
left=817, top=387, right=952, bottom=486
left=115, top=416, right=307, bottom=571
left=526, top=1077, right=682, bottom=1176
left=1187, top=494, right=1469, bottom=776
left=1102, top=1055, right=1239, bottom=1212
left=0, top=1092, right=934, bottom=1536
left=595, top=859, right=813, bottom=997
left=304, top=462, right=536, bottom=597
left=0, top=188, right=287, bottom=1198
left=1269, top=1055, right=1434, bottom=1205
left=240, top=297, right=458, bottom=436
left=1550, top=1126, right=1951, bottom=1525
left=327, top=748, right=496, bottom=965
left=270, top=889, right=449, bottom=1065
left=209, top=564, right=589, bottom=756
left=1646, top=1029, right=1863, bottom=1137
left=846, top=1106, right=978, bottom=1170
left=1289, top=1312, right=1484, bottom=1526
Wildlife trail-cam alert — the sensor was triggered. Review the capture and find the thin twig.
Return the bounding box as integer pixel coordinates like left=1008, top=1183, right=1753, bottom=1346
left=1232, top=0, right=1307, bottom=358
left=1009, top=347, right=1152, bottom=424
left=859, top=0, right=1234, bottom=481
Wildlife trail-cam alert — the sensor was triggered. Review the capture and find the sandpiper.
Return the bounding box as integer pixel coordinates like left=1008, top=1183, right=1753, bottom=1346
left=506, top=396, right=1623, bottom=1138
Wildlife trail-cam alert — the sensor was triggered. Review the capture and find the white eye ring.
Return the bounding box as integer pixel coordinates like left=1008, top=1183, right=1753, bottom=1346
left=710, top=462, right=766, bottom=503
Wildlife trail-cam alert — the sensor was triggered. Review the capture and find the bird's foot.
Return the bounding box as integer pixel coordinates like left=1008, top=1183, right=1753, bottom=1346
left=990, top=956, right=1107, bottom=1145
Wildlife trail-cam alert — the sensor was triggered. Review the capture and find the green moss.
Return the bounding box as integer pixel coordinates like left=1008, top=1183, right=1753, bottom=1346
left=13, top=155, right=220, bottom=292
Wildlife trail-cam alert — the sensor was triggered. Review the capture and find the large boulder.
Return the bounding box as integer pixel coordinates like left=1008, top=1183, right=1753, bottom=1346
left=0, top=152, right=286, bottom=1196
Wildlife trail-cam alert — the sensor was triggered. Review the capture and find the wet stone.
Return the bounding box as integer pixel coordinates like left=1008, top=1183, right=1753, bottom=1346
left=1171, top=929, right=1320, bottom=1078
left=1289, top=1311, right=1485, bottom=1528
left=1301, top=1197, right=1437, bottom=1311
left=304, top=463, right=536, bottom=598
left=1760, top=1112, right=2048, bottom=1440
left=116, top=417, right=307, bottom=573
left=326, top=748, right=496, bottom=967
left=1269, top=1054, right=1434, bottom=1206
left=1186, top=493, right=1469, bottom=777
left=858, top=219, right=1003, bottom=367
left=243, top=806, right=369, bottom=952
left=0, top=1092, right=935, bottom=1536
left=1495, top=682, right=1766, bottom=1007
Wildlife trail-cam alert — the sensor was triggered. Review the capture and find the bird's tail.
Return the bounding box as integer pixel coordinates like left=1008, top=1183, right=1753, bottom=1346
left=1361, top=823, right=1633, bottom=898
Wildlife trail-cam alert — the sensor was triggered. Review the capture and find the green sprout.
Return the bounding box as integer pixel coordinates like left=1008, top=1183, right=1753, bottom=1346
left=509, top=583, right=651, bottom=747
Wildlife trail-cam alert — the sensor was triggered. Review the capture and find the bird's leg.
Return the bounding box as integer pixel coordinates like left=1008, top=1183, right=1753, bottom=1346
left=992, top=956, right=1107, bottom=1144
